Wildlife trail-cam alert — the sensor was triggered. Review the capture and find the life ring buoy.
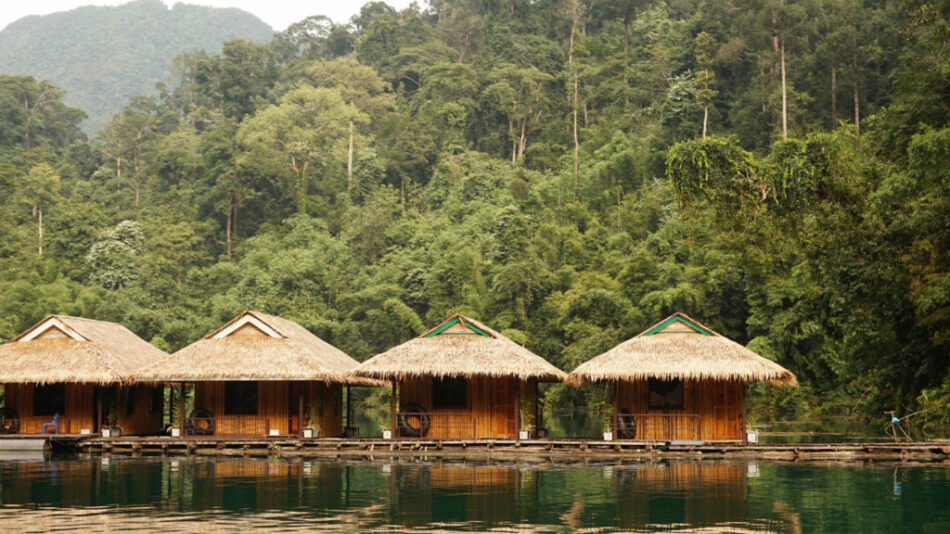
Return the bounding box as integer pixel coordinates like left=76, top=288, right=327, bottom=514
left=0, top=407, right=19, bottom=434
left=188, top=408, right=215, bottom=435
left=397, top=403, right=430, bottom=437
left=616, top=409, right=637, bottom=439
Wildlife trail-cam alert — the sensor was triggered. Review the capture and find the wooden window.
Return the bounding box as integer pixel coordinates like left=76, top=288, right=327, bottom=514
left=149, top=387, right=163, bottom=415
left=648, top=378, right=684, bottom=410
left=225, top=381, right=258, bottom=415
left=33, top=384, right=65, bottom=416
left=432, top=377, right=467, bottom=410
left=124, top=386, right=137, bottom=416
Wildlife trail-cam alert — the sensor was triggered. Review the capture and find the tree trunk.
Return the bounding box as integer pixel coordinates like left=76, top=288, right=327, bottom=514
left=780, top=29, right=788, bottom=140
left=702, top=104, right=709, bottom=138
left=853, top=54, right=860, bottom=134
left=22, top=98, right=31, bottom=150
left=226, top=192, right=233, bottom=260
left=851, top=20, right=860, bottom=135
left=573, top=65, right=579, bottom=190
left=831, top=65, right=837, bottom=128
left=298, top=161, right=309, bottom=213
left=37, top=206, right=43, bottom=256
left=518, top=118, right=528, bottom=160
left=347, top=120, right=354, bottom=192
left=134, top=179, right=140, bottom=207
left=568, top=0, right=581, bottom=194
left=400, top=176, right=406, bottom=211
left=623, top=20, right=630, bottom=108
left=509, top=119, right=517, bottom=163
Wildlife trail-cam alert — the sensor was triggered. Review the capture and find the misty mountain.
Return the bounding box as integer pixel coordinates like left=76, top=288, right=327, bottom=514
left=0, top=0, right=273, bottom=134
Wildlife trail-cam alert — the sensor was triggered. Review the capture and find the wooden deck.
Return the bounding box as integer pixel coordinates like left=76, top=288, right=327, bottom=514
left=67, top=436, right=950, bottom=463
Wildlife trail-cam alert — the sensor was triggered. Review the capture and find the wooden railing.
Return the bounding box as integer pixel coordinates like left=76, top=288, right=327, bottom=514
left=614, top=413, right=700, bottom=441
left=185, top=416, right=271, bottom=436
left=396, top=410, right=476, bottom=439
left=0, top=417, right=72, bottom=434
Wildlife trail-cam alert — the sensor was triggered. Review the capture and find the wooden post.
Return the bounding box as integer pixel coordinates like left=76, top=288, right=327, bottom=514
left=178, top=382, right=185, bottom=436
left=96, top=387, right=103, bottom=433
left=346, top=385, right=352, bottom=431
left=390, top=380, right=397, bottom=438
left=298, top=384, right=304, bottom=437
left=536, top=381, right=542, bottom=433
left=611, top=381, right=618, bottom=437
left=114, top=384, right=120, bottom=430
left=516, top=380, right=522, bottom=439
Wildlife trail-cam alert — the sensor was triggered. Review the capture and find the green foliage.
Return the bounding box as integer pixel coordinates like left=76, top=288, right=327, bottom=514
left=0, top=0, right=946, bottom=435
left=86, top=220, right=144, bottom=290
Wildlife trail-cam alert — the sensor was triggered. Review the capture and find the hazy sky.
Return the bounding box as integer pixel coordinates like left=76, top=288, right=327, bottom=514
left=1, top=0, right=417, bottom=33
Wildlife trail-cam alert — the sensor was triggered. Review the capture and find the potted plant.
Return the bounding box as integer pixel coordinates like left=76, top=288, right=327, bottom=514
left=596, top=400, right=613, bottom=441
left=102, top=404, right=120, bottom=437
left=519, top=396, right=535, bottom=440
left=381, top=425, right=392, bottom=440
left=303, top=400, right=321, bottom=438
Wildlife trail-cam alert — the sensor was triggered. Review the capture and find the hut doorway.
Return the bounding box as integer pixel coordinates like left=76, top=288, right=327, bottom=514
left=490, top=378, right=517, bottom=438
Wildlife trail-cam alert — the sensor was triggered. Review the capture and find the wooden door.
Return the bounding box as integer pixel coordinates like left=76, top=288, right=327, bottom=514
left=710, top=381, right=742, bottom=440
left=490, top=378, right=517, bottom=438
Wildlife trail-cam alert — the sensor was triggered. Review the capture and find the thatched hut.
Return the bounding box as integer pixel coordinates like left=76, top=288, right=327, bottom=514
left=137, top=311, right=378, bottom=437
left=0, top=315, right=167, bottom=435
left=568, top=312, right=796, bottom=442
left=354, top=314, right=567, bottom=439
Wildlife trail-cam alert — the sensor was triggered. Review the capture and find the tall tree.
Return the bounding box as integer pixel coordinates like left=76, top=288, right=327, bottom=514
left=237, top=86, right=365, bottom=213
left=307, top=59, right=395, bottom=191
left=16, top=163, right=61, bottom=255
left=484, top=64, right=555, bottom=162
left=694, top=32, right=719, bottom=139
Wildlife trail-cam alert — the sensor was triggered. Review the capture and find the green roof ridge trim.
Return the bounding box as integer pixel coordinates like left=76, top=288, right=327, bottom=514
left=426, top=316, right=492, bottom=338
left=643, top=315, right=713, bottom=336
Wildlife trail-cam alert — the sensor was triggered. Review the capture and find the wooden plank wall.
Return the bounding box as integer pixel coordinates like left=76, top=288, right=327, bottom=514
left=116, top=385, right=164, bottom=435
left=615, top=379, right=745, bottom=441
left=194, top=381, right=341, bottom=437
left=398, top=376, right=532, bottom=439
left=3, top=383, right=95, bottom=434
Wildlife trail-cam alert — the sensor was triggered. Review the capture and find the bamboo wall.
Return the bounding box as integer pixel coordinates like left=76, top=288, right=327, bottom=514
left=615, top=379, right=745, bottom=441
left=3, top=383, right=95, bottom=434
left=398, top=376, right=537, bottom=439
left=193, top=381, right=342, bottom=437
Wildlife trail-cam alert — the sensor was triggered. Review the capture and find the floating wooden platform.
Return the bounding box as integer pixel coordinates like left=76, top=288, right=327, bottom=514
left=0, top=434, right=87, bottom=451
left=66, top=436, right=950, bottom=463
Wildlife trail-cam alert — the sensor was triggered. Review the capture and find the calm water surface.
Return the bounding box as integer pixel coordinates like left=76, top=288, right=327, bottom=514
left=0, top=454, right=947, bottom=532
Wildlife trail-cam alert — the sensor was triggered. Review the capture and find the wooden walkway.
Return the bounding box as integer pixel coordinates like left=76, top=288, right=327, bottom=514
left=69, top=437, right=950, bottom=463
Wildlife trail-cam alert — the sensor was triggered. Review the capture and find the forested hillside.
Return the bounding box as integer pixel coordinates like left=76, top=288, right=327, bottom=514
left=1, top=0, right=948, bottom=430
left=0, top=0, right=273, bottom=133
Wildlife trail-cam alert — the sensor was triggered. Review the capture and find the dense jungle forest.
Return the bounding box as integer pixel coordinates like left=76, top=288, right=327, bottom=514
left=0, top=0, right=948, bottom=432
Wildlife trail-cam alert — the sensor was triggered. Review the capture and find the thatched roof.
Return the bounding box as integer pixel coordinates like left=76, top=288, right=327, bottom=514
left=136, top=311, right=381, bottom=385
left=0, top=315, right=168, bottom=385
left=567, top=313, right=797, bottom=386
left=353, top=315, right=567, bottom=382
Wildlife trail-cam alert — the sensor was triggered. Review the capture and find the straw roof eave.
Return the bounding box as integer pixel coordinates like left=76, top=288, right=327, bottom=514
left=0, top=315, right=168, bottom=384
left=353, top=315, right=567, bottom=382
left=136, top=311, right=386, bottom=387
left=565, top=313, right=797, bottom=388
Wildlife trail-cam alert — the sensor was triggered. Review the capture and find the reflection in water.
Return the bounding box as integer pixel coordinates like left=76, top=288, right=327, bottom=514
left=0, top=456, right=948, bottom=532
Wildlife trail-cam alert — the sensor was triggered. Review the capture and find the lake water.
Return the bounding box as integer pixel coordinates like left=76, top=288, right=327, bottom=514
left=0, top=455, right=948, bottom=532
